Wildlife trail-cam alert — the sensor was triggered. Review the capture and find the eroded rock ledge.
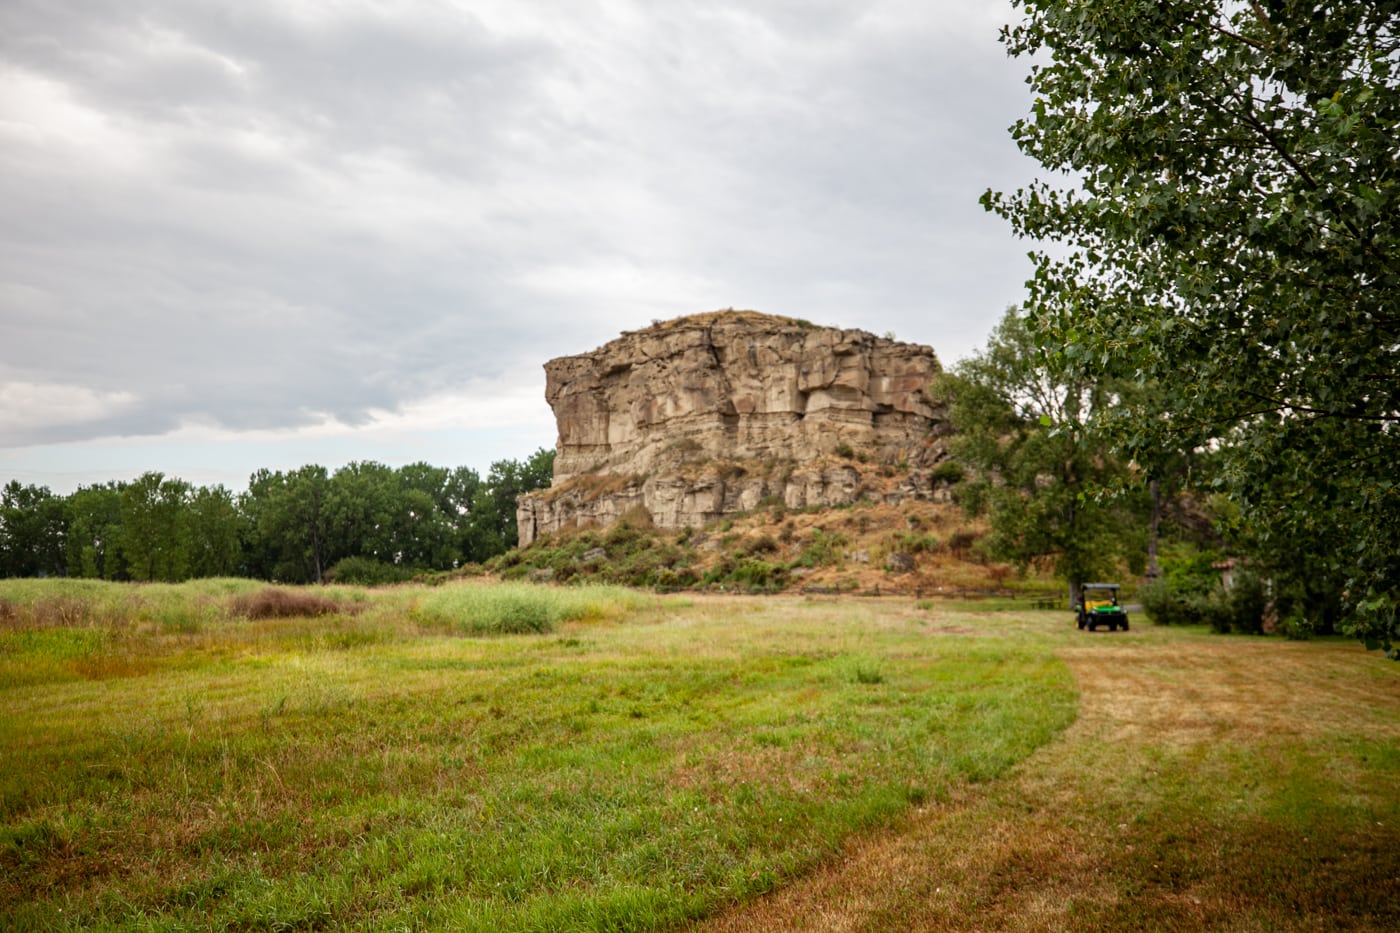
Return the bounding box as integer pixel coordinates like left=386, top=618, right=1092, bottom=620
left=518, top=311, right=951, bottom=546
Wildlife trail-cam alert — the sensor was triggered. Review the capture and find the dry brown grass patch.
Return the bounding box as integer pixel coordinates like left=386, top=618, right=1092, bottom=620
left=0, top=596, right=92, bottom=630
left=1063, top=639, right=1400, bottom=744
left=229, top=588, right=348, bottom=620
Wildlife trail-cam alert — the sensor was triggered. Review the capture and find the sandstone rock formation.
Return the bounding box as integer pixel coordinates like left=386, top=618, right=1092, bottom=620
left=517, top=311, right=952, bottom=546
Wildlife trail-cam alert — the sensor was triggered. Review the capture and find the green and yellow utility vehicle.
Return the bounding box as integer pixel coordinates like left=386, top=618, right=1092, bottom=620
left=1076, top=583, right=1129, bottom=632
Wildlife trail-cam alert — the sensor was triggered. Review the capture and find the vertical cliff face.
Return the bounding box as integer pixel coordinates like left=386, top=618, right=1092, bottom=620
left=518, top=311, right=951, bottom=546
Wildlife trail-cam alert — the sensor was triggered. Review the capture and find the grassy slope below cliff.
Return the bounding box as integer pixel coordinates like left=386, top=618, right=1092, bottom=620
left=495, top=496, right=1065, bottom=599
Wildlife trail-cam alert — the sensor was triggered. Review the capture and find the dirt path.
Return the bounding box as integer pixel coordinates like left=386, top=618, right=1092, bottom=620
left=691, top=636, right=1400, bottom=932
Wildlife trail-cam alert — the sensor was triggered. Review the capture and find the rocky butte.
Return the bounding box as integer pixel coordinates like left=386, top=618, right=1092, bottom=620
left=516, top=311, right=953, bottom=547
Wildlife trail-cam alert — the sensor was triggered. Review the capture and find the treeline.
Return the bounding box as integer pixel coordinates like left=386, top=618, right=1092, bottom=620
left=0, top=449, right=554, bottom=584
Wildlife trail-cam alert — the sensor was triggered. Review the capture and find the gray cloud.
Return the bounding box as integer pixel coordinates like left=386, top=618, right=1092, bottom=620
left=0, top=0, right=1037, bottom=453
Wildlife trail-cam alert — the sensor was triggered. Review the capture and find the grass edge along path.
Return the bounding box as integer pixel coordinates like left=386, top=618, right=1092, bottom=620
left=1, top=583, right=1074, bottom=931
left=694, top=632, right=1400, bottom=932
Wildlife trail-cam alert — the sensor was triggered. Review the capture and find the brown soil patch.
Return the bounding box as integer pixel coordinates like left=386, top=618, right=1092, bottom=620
left=692, top=638, right=1400, bottom=932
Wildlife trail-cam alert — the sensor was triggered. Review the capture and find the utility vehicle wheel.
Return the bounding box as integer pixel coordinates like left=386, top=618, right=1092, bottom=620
left=1088, top=621, right=1097, bottom=632
left=1122, top=619, right=1130, bottom=631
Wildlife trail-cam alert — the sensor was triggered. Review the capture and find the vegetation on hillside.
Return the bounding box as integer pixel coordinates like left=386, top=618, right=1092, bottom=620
left=493, top=494, right=1051, bottom=599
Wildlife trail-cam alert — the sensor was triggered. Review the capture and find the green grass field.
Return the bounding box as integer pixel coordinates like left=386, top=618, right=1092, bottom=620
left=2, top=579, right=1397, bottom=931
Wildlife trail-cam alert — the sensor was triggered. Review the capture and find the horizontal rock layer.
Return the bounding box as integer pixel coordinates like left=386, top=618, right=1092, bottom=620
left=517, top=463, right=953, bottom=547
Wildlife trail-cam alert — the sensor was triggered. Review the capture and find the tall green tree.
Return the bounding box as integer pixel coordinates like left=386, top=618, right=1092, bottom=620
left=442, top=466, right=483, bottom=565
left=934, top=308, right=1143, bottom=604
left=186, top=485, right=242, bottom=578
left=241, top=465, right=331, bottom=583
left=985, top=0, right=1400, bottom=652
left=120, top=472, right=192, bottom=582
left=65, top=483, right=127, bottom=580
left=0, top=482, right=68, bottom=578
left=392, top=462, right=460, bottom=569
left=323, top=461, right=400, bottom=565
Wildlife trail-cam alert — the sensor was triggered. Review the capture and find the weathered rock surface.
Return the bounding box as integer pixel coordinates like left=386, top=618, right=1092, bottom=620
left=518, top=311, right=952, bottom=546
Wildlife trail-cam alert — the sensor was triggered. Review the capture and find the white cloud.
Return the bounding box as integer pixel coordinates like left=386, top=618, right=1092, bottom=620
left=0, top=382, right=140, bottom=442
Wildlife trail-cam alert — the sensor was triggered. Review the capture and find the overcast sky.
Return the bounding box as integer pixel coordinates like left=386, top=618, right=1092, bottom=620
left=0, top=0, right=1042, bottom=494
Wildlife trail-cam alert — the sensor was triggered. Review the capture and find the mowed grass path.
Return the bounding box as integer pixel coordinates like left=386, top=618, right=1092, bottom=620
left=1, top=582, right=1074, bottom=931
left=698, top=619, right=1400, bottom=932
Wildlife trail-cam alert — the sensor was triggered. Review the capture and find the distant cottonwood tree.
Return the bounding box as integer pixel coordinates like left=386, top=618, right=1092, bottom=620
left=242, top=465, right=332, bottom=583
left=65, top=483, right=126, bottom=580
left=120, top=472, right=192, bottom=582
left=985, top=1, right=1400, bottom=652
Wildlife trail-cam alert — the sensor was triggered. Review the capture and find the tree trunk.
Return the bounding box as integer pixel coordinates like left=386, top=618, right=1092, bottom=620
left=1146, top=476, right=1162, bottom=580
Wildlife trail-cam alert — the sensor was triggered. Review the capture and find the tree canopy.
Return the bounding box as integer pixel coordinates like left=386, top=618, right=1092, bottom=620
left=0, top=450, right=555, bottom=584
left=985, top=0, right=1400, bottom=652
left=934, top=307, right=1145, bottom=604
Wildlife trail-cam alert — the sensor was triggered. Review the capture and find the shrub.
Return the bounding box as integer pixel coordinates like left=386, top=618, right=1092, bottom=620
left=1280, top=608, right=1314, bottom=641
left=230, top=588, right=344, bottom=620
left=730, top=558, right=788, bottom=590
left=742, top=534, right=780, bottom=556
left=701, top=557, right=788, bottom=592
left=893, top=531, right=939, bottom=554
left=1222, top=570, right=1268, bottom=635
left=947, top=530, right=978, bottom=560
left=931, top=461, right=965, bottom=485
left=795, top=529, right=848, bottom=568
left=1163, top=549, right=1224, bottom=593
left=616, top=504, right=655, bottom=531
left=654, top=567, right=700, bottom=591
left=1201, top=591, right=1235, bottom=634
left=328, top=556, right=416, bottom=586
left=604, top=521, right=646, bottom=547
left=1140, top=565, right=1267, bottom=635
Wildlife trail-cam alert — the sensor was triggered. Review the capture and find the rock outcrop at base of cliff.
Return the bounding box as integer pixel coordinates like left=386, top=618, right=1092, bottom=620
left=518, top=311, right=952, bottom=547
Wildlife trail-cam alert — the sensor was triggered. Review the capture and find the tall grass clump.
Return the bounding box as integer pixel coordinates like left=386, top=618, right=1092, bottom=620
left=412, top=582, right=651, bottom=635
